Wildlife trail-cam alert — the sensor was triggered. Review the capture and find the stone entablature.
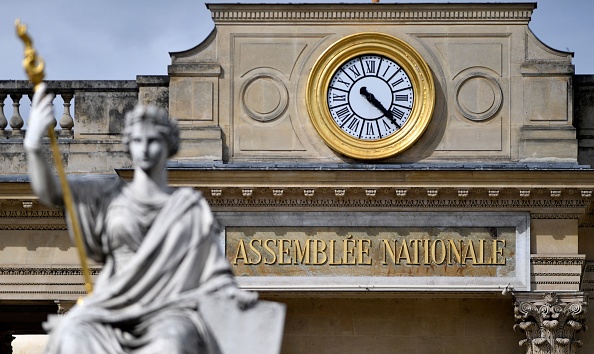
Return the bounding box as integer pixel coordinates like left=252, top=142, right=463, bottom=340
left=1, top=164, right=593, bottom=300
left=208, top=3, right=535, bottom=24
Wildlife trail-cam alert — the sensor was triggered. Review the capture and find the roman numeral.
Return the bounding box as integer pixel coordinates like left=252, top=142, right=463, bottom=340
left=381, top=117, right=401, bottom=130
left=376, top=58, right=384, bottom=77
left=347, top=117, right=360, bottom=131
left=386, top=68, right=403, bottom=83
left=337, top=78, right=351, bottom=88
left=365, top=122, right=375, bottom=136
left=394, top=94, right=409, bottom=101
left=348, top=66, right=362, bottom=78
left=391, top=78, right=404, bottom=88
left=364, top=60, right=376, bottom=74
left=394, top=86, right=412, bottom=93
left=391, top=107, right=405, bottom=121
left=334, top=107, right=351, bottom=120
left=332, top=93, right=346, bottom=102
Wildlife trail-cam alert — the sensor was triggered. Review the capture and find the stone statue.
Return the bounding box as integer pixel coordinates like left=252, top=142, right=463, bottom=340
left=24, top=83, right=258, bottom=354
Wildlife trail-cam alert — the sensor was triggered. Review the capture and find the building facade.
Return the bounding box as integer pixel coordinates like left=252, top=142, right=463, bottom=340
left=2, top=2, right=594, bottom=353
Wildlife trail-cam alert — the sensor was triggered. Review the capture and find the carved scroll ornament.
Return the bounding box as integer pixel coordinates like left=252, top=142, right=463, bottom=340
left=514, top=292, right=587, bottom=354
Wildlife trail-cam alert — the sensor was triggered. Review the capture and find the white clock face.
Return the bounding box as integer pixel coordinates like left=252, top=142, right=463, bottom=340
left=327, top=54, right=414, bottom=140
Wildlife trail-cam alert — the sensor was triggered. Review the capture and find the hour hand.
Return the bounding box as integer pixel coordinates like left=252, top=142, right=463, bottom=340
left=359, top=87, right=399, bottom=128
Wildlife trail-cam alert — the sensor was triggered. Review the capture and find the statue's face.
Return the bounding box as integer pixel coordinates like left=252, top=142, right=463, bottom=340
left=129, top=121, right=168, bottom=174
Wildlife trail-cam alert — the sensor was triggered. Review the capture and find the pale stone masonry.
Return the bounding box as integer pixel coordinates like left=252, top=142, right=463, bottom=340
left=1, top=2, right=594, bottom=353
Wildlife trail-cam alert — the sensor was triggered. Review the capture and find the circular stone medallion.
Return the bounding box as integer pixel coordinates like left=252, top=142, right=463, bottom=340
left=455, top=73, right=502, bottom=121
left=241, top=74, right=288, bottom=122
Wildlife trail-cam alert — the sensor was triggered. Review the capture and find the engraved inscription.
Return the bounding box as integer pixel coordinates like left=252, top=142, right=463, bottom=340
left=227, top=227, right=516, bottom=277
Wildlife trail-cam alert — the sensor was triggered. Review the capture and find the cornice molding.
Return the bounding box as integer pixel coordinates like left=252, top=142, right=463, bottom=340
left=1, top=185, right=593, bottom=221
left=530, top=257, right=586, bottom=266
left=0, top=267, right=102, bottom=276
left=0, top=224, right=67, bottom=230
left=207, top=3, right=535, bottom=24
left=532, top=273, right=582, bottom=277
left=198, top=186, right=594, bottom=216
left=204, top=188, right=591, bottom=209
left=3, top=169, right=594, bottom=225
left=0, top=209, right=63, bottom=218
left=161, top=168, right=594, bottom=188
left=531, top=281, right=581, bottom=286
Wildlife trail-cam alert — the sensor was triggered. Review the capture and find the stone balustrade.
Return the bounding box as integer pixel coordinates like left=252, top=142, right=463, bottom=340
left=0, top=77, right=169, bottom=174
left=0, top=80, right=138, bottom=137
left=0, top=77, right=169, bottom=135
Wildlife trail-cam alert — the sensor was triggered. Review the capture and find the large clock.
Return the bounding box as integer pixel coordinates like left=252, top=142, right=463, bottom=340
left=306, top=32, right=435, bottom=160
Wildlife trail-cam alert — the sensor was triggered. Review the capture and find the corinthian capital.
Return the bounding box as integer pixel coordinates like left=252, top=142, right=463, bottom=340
left=514, top=292, right=588, bottom=354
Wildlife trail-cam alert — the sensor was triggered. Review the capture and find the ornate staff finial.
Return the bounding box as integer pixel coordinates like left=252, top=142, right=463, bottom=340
left=15, top=19, right=45, bottom=89
left=15, top=19, right=93, bottom=295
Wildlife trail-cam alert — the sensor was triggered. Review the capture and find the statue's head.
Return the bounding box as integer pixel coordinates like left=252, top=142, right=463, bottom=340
left=122, top=105, right=180, bottom=158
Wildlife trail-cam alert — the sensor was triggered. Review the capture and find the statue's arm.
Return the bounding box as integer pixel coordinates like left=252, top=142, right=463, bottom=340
left=24, top=83, right=63, bottom=207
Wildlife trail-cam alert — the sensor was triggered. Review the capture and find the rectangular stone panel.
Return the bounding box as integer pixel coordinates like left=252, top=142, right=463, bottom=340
left=74, top=91, right=137, bottom=138
left=169, top=78, right=214, bottom=122
left=216, top=212, right=530, bottom=292
left=524, top=77, right=569, bottom=121
left=228, top=226, right=515, bottom=277
left=418, top=34, right=511, bottom=157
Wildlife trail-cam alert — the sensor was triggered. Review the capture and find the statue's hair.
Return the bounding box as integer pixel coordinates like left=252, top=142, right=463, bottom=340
left=122, top=105, right=180, bottom=157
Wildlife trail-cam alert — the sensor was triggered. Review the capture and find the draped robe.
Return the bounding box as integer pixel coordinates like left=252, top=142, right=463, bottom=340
left=43, top=177, right=235, bottom=353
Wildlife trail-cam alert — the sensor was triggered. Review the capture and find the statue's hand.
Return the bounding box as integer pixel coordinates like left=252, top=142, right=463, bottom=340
left=225, top=287, right=258, bottom=310
left=24, top=83, right=56, bottom=151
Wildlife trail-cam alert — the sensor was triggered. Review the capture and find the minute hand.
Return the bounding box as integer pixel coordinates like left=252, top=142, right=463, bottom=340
left=359, top=87, right=400, bottom=128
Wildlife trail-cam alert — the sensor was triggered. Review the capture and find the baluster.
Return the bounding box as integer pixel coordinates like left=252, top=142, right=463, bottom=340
left=0, top=94, right=7, bottom=131
left=9, top=94, right=24, bottom=134
left=59, top=92, right=74, bottom=135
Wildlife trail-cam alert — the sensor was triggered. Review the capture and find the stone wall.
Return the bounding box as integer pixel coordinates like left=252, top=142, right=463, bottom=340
left=166, top=3, right=577, bottom=164
left=2, top=3, right=594, bottom=354
left=574, top=75, right=594, bottom=167
left=271, top=296, right=524, bottom=354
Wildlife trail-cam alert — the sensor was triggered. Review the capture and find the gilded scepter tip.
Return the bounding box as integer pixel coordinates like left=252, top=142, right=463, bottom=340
left=15, top=19, right=45, bottom=89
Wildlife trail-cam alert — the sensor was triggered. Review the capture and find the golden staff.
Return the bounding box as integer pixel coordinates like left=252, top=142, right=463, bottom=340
left=16, top=19, right=93, bottom=295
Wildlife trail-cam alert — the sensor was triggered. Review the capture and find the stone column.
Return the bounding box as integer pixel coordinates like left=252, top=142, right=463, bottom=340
left=514, top=292, right=588, bottom=354
left=0, top=332, right=14, bottom=354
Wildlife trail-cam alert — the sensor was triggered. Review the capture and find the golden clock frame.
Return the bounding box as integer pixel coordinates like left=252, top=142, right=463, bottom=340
left=306, top=32, right=435, bottom=160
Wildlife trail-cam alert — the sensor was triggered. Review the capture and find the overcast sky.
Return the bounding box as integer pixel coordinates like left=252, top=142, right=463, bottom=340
left=1, top=0, right=593, bottom=81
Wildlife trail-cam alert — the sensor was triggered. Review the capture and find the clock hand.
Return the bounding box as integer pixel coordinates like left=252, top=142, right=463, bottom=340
left=359, top=87, right=386, bottom=114
left=359, top=86, right=400, bottom=128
